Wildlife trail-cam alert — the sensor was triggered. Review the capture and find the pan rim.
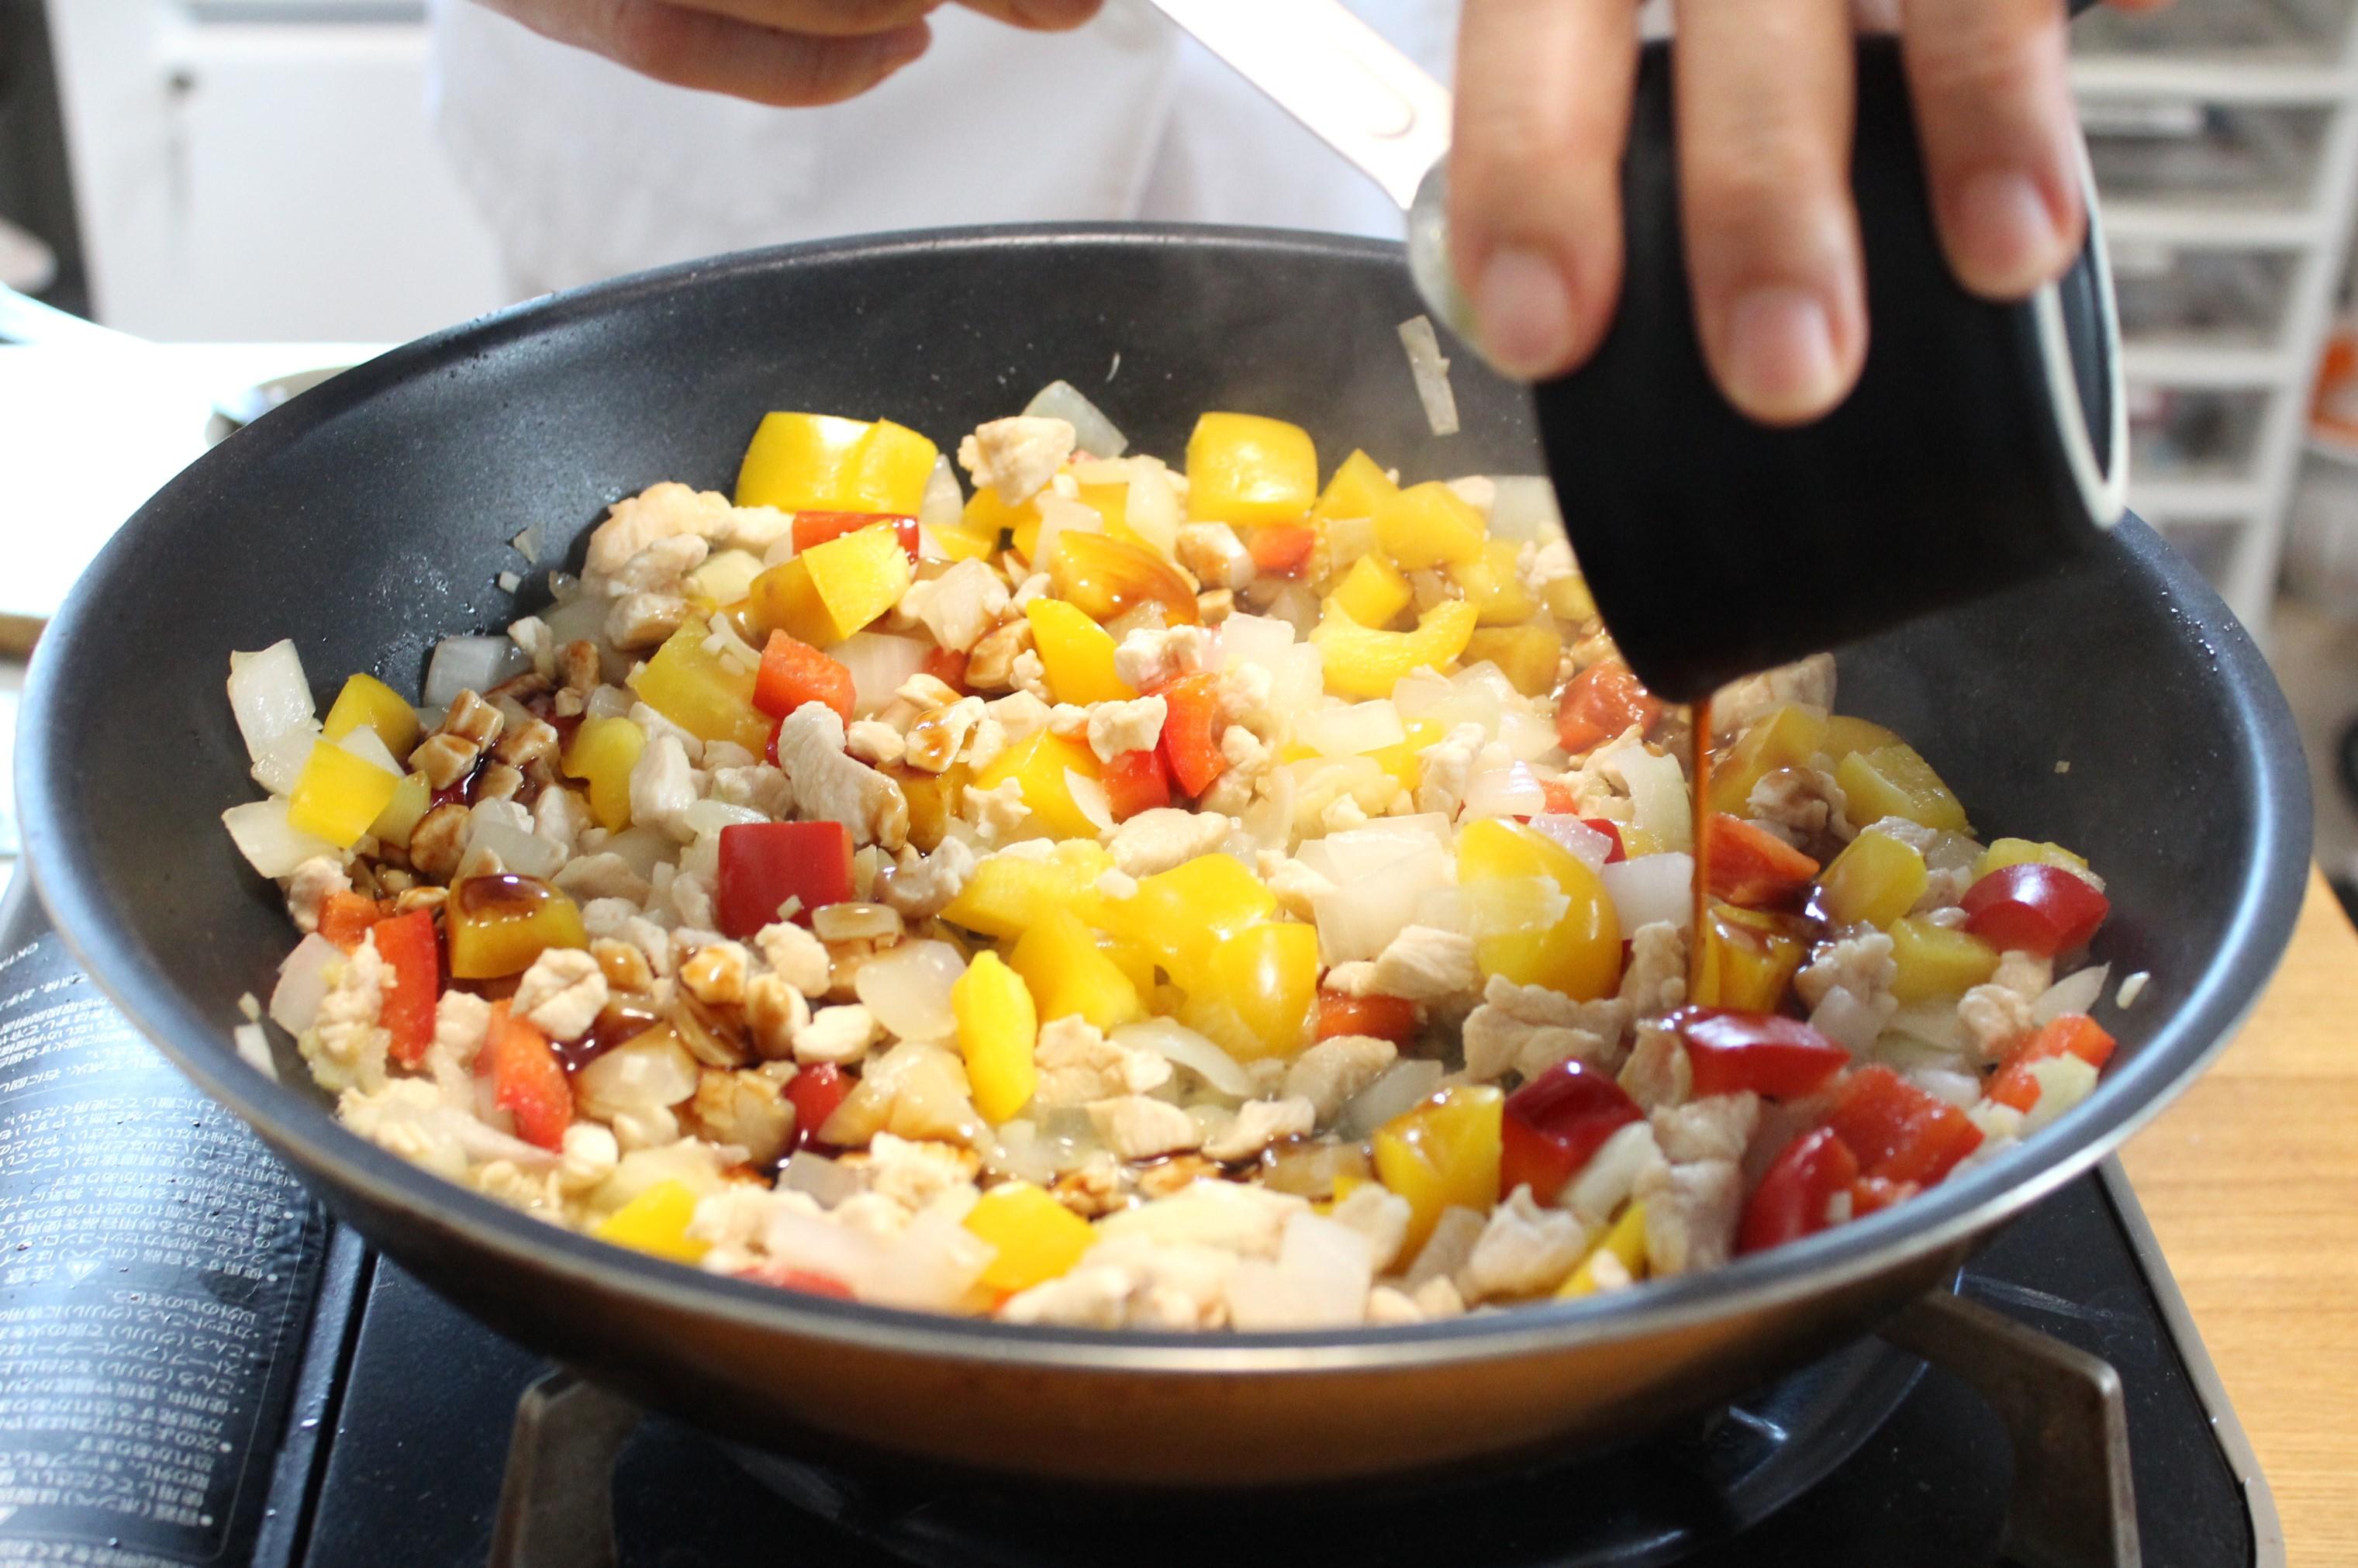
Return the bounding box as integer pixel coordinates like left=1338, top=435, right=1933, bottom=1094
left=15, top=222, right=2315, bottom=1373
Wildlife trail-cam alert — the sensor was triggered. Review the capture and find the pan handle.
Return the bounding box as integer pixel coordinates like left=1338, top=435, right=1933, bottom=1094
left=487, top=1369, right=640, bottom=1568
left=1880, top=1291, right=2140, bottom=1568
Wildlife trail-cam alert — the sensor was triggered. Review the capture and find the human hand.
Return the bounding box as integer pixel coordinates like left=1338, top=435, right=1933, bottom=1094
left=1447, top=0, right=2156, bottom=424
left=474, top=0, right=1103, bottom=107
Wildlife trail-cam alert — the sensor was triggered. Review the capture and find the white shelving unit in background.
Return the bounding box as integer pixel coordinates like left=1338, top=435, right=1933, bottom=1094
left=2073, top=0, right=2358, bottom=634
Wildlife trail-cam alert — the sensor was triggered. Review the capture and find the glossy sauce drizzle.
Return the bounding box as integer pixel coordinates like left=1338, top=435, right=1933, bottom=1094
left=1690, top=695, right=1712, bottom=999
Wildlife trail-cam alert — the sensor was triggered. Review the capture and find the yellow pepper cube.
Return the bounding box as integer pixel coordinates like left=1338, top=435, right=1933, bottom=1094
left=1096, top=853, right=1278, bottom=990
left=896, top=761, right=969, bottom=855
left=734, top=411, right=938, bottom=515
left=1372, top=481, right=1486, bottom=570
left=1365, top=718, right=1443, bottom=793
left=953, top=950, right=1038, bottom=1124
left=1559, top=1201, right=1649, bottom=1297
left=1025, top=599, right=1137, bottom=706
left=972, top=730, right=1105, bottom=841
left=1462, top=625, right=1565, bottom=698
left=287, top=738, right=402, bottom=848
left=1708, top=704, right=1831, bottom=816
left=1888, top=916, right=2001, bottom=1003
left=1010, top=910, right=1145, bottom=1031
left=627, top=622, right=773, bottom=754
left=1312, top=447, right=1400, bottom=523
left=1973, top=837, right=2091, bottom=883
left=1459, top=818, right=1623, bottom=1000
left=1075, top=478, right=1132, bottom=539
left=1331, top=553, right=1414, bottom=629
left=592, top=1179, right=710, bottom=1264
left=321, top=672, right=421, bottom=759
left=1816, top=828, right=1929, bottom=929
left=1836, top=743, right=1971, bottom=834
left=965, top=1182, right=1098, bottom=1294
left=447, top=874, right=590, bottom=979
left=1373, top=1086, right=1504, bottom=1256
left=1446, top=539, right=1538, bottom=626
left=370, top=771, right=433, bottom=850
left=749, top=523, right=913, bottom=648
left=964, top=485, right=1041, bottom=560
left=561, top=715, right=647, bottom=832
left=1186, top=413, right=1318, bottom=528
left=1176, top=920, right=1320, bottom=1062
left=1308, top=599, right=1479, bottom=699
left=1820, top=713, right=1904, bottom=762
left=1542, top=574, right=1597, bottom=623
left=686, top=547, right=766, bottom=610
left=1693, top=903, right=1808, bottom=1012
left=941, top=840, right=1113, bottom=940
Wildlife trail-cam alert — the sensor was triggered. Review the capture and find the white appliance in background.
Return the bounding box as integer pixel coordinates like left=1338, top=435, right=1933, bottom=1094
left=44, top=0, right=507, bottom=342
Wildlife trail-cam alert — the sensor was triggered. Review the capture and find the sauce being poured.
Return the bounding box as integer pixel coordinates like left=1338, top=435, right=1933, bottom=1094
left=1689, top=695, right=1712, bottom=999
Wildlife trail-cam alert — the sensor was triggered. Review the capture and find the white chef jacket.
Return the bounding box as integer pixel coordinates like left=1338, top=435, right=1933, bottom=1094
left=426, top=0, right=1458, bottom=296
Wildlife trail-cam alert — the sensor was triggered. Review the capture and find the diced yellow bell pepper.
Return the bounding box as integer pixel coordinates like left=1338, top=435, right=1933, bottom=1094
left=941, top=840, right=1113, bottom=940
left=627, top=622, right=773, bottom=754
left=1542, top=574, right=1597, bottom=623
left=287, top=738, right=402, bottom=848
left=965, top=1182, right=1097, bottom=1293
left=1447, top=538, right=1538, bottom=625
left=930, top=517, right=999, bottom=563
left=1025, top=598, right=1137, bottom=706
left=895, top=762, right=968, bottom=855
left=1462, top=625, right=1565, bottom=699
left=965, top=485, right=1041, bottom=560
left=1836, top=743, right=1970, bottom=834
left=1096, top=853, right=1278, bottom=990
left=447, top=874, right=590, bottom=979
left=1373, top=1086, right=1504, bottom=1256
left=322, top=672, right=421, bottom=759
left=1365, top=718, right=1443, bottom=793
left=1049, top=530, right=1200, bottom=626
left=685, top=547, right=767, bottom=610
left=1816, top=828, right=1929, bottom=929
left=1186, top=413, right=1318, bottom=528
left=953, top=950, right=1037, bottom=1124
left=748, top=523, right=913, bottom=648
left=561, top=715, right=647, bottom=832
left=734, top=411, right=937, bottom=515
left=1075, top=479, right=1133, bottom=541
left=1096, top=935, right=1158, bottom=996
left=1372, top=481, right=1486, bottom=570
left=1331, top=553, right=1413, bottom=629
left=1693, top=902, right=1807, bottom=1011
left=1309, top=599, right=1479, bottom=699
left=1312, top=447, right=1400, bottom=523
left=1619, top=825, right=1667, bottom=858
left=1973, top=837, right=2090, bottom=883
left=592, top=1179, right=710, bottom=1264
left=1177, top=920, right=1319, bottom=1062
left=1010, top=910, right=1145, bottom=1031
left=370, top=771, right=433, bottom=849
left=1820, top=713, right=1903, bottom=762
left=1458, top=818, right=1622, bottom=1000
left=972, top=730, right=1105, bottom=841
left=1888, top=916, right=2001, bottom=1003
left=1559, top=1202, right=1649, bottom=1297
left=1708, top=704, right=1831, bottom=817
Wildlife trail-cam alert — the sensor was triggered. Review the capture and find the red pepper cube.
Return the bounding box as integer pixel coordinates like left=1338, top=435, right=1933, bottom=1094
left=1670, top=1007, right=1849, bottom=1100
left=791, top=510, right=921, bottom=564
left=1499, top=1060, right=1642, bottom=1205
left=1959, top=863, right=2110, bottom=958
left=754, top=631, right=857, bottom=724
left=716, top=820, right=854, bottom=938
left=1738, top=1128, right=1862, bottom=1253
left=1826, top=1065, right=1983, bottom=1185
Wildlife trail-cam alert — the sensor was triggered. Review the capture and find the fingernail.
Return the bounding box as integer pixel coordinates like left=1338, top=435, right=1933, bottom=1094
left=1952, top=171, right=2065, bottom=298
left=1474, top=247, right=1577, bottom=382
left=1723, top=285, right=1843, bottom=425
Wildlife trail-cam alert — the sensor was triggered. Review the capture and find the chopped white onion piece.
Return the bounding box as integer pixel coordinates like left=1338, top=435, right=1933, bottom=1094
left=601, top=825, right=673, bottom=879
left=1218, top=612, right=1296, bottom=673
left=250, top=727, right=321, bottom=796
left=269, top=933, right=344, bottom=1034
left=778, top=1149, right=862, bottom=1208
left=2032, top=963, right=2111, bottom=1026
left=1023, top=379, right=1129, bottom=458
left=336, top=724, right=404, bottom=777
left=1527, top=814, right=1612, bottom=869
left=1065, top=769, right=1113, bottom=834
left=705, top=611, right=763, bottom=675
left=1268, top=644, right=1324, bottom=727
left=1600, top=852, right=1693, bottom=931
left=1604, top=744, right=1692, bottom=851
left=1031, top=494, right=1102, bottom=570
left=1295, top=699, right=1404, bottom=758
left=679, top=798, right=768, bottom=839
left=233, top=1022, right=279, bottom=1081
left=1495, top=708, right=1562, bottom=763
left=1295, top=817, right=1454, bottom=882
left=1907, top=1066, right=1983, bottom=1108
left=1460, top=761, right=1548, bottom=820
left=1807, top=986, right=1890, bottom=1057
left=1397, top=316, right=1461, bottom=437
left=1391, top=669, right=1499, bottom=738
left=423, top=635, right=530, bottom=708
left=861, top=1202, right=994, bottom=1311
left=854, top=940, right=966, bottom=1043
left=1113, top=1017, right=1258, bottom=1100
left=1338, top=1059, right=1445, bottom=1139
left=1486, top=477, right=1566, bottom=545
left=832, top=632, right=932, bottom=717
left=1412, top=885, right=1470, bottom=934
left=574, top=1032, right=699, bottom=1117
left=1310, top=848, right=1452, bottom=963
left=917, top=454, right=965, bottom=543
left=539, top=592, right=611, bottom=654
left=223, top=799, right=339, bottom=879
left=2116, top=970, right=2151, bottom=1008
left=227, top=641, right=317, bottom=764
left=466, top=813, right=566, bottom=879
left=1227, top=1211, right=1374, bottom=1330
left=1883, top=1000, right=1966, bottom=1052
left=496, top=570, right=523, bottom=594
left=510, top=523, right=543, bottom=564
left=1123, top=461, right=1182, bottom=559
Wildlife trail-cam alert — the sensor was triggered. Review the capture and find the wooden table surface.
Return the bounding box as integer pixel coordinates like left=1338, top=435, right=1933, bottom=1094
left=2119, top=869, right=2358, bottom=1566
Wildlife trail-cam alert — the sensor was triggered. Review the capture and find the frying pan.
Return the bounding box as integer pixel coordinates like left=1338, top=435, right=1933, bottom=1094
left=16, top=227, right=2311, bottom=1487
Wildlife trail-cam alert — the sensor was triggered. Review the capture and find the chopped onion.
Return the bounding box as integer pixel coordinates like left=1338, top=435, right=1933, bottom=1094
left=981, top=1120, right=1062, bottom=1186
left=447, top=1111, right=564, bottom=1171
left=1392, top=669, right=1499, bottom=737
left=778, top=1149, right=862, bottom=1208
left=917, top=454, right=964, bottom=541
left=1227, top=1211, right=1375, bottom=1329
left=1112, top=1017, right=1257, bottom=1100
left=1883, top=1001, right=1965, bottom=1053
left=1338, top=1059, right=1445, bottom=1139
left=510, top=523, right=542, bottom=564
left=1486, top=477, right=1566, bottom=544
left=2116, top=970, right=2151, bottom=1008
left=704, top=611, right=762, bottom=676
left=467, top=811, right=566, bottom=879
left=575, top=1032, right=699, bottom=1117
left=1064, top=769, right=1113, bottom=834
left=679, top=798, right=768, bottom=839
left=1603, top=744, right=1692, bottom=851
left=540, top=591, right=611, bottom=651
left=223, top=799, right=339, bottom=879
left=227, top=641, right=317, bottom=765
left=1024, top=379, right=1128, bottom=458
left=336, top=724, right=404, bottom=777
left=1397, top=315, right=1460, bottom=437
left=760, top=1204, right=886, bottom=1290
left=2020, top=1055, right=2101, bottom=1134
left=1460, top=761, right=1548, bottom=820
left=1239, top=765, right=1296, bottom=849
left=1310, top=848, right=1452, bottom=962
left=1807, top=986, right=1892, bottom=1056
left=1031, top=494, right=1102, bottom=569
left=854, top=939, right=965, bottom=1042
left=1124, top=461, right=1182, bottom=558
left=1600, top=852, right=1693, bottom=931
left=601, top=825, right=673, bottom=879
left=269, top=934, right=344, bottom=1034
left=1295, top=817, right=1453, bottom=882
left=1564, top=1119, right=1663, bottom=1228
left=831, top=632, right=932, bottom=716
left=423, top=635, right=530, bottom=708
left=1268, top=644, right=1325, bottom=724
left=861, top=1203, right=995, bottom=1311
left=1495, top=708, right=1562, bottom=763
left=1296, top=699, right=1403, bottom=758
left=232, top=1022, right=279, bottom=1081
left=250, top=727, right=320, bottom=796
left=1907, top=1066, right=1983, bottom=1107
left=2032, top=963, right=2111, bottom=1026
left=1528, top=814, right=1612, bottom=869
left=1413, top=885, right=1469, bottom=934
left=1218, top=612, right=1296, bottom=672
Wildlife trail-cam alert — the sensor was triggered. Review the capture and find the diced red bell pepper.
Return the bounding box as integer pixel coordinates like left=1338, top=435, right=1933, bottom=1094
left=1315, top=991, right=1421, bottom=1046
left=716, top=820, right=853, bottom=938
left=1499, top=1060, right=1642, bottom=1205
left=482, top=1000, right=573, bottom=1151
left=1959, top=863, right=2109, bottom=958
left=765, top=721, right=782, bottom=767
left=1554, top=658, right=1662, bottom=755
left=919, top=644, right=969, bottom=693
left=1705, top=813, right=1821, bottom=907
left=1848, top=1175, right=1919, bottom=1218
left=373, top=909, right=442, bottom=1068
left=1737, top=1128, right=1861, bottom=1253
left=737, top=1262, right=857, bottom=1299
left=1583, top=818, right=1628, bottom=863
left=1670, top=1007, right=1850, bottom=1100
left=789, top=1062, right=852, bottom=1150
left=1156, top=671, right=1226, bottom=798
left=1987, top=1013, right=2118, bottom=1113
left=1102, top=747, right=1172, bottom=821
left=754, top=631, right=857, bottom=724
left=791, top=510, right=920, bottom=565
left=1246, top=523, right=1318, bottom=578
left=317, top=892, right=384, bottom=953
left=1826, top=1065, right=1983, bottom=1185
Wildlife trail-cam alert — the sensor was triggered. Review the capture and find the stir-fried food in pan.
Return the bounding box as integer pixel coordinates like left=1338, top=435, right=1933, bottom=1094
left=222, top=385, right=2126, bottom=1329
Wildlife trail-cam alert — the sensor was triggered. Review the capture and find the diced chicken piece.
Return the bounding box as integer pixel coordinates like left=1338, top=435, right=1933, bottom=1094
left=337, top=1079, right=469, bottom=1182
left=743, top=974, right=812, bottom=1060
left=1991, top=948, right=2053, bottom=998
left=1009, top=649, right=1051, bottom=703
left=1326, top=1182, right=1414, bottom=1273
left=898, top=559, right=1010, bottom=652
left=301, top=934, right=391, bottom=1095
left=879, top=837, right=975, bottom=921
left=533, top=784, right=595, bottom=858
left=1217, top=661, right=1278, bottom=741
left=555, top=853, right=653, bottom=907
left=1175, top=523, right=1253, bottom=592
left=772, top=704, right=910, bottom=850
left=999, top=1264, right=1134, bottom=1328
left=1368, top=925, right=1479, bottom=1003
left=860, top=1132, right=983, bottom=1210
left=1086, top=695, right=1168, bottom=763
left=1106, top=807, right=1236, bottom=878
left=1617, top=920, right=1688, bottom=1017
left=1638, top=1159, right=1744, bottom=1276
left=685, top=1067, right=796, bottom=1168
left=431, top=989, right=493, bottom=1067
left=753, top=919, right=831, bottom=996
left=1410, top=1275, right=1467, bottom=1318
left=958, top=778, right=1032, bottom=844
left=285, top=856, right=351, bottom=934
left=1458, top=1186, right=1586, bottom=1303
left=958, top=416, right=1076, bottom=505
left=1618, top=1021, right=1692, bottom=1110
left=845, top=720, right=906, bottom=768
left=1413, top=723, right=1488, bottom=820
left=678, top=941, right=751, bottom=1007
left=1263, top=855, right=1337, bottom=921
left=606, top=591, right=692, bottom=651
left=1283, top=1034, right=1398, bottom=1123
left=963, top=619, right=1035, bottom=693
left=1651, top=1092, right=1761, bottom=1165
left=1365, top=1286, right=1425, bottom=1326
left=556, top=1121, right=621, bottom=1192
left=1033, top=1017, right=1172, bottom=1108
left=1710, top=654, right=1836, bottom=740
left=1202, top=1096, right=1316, bottom=1162
left=513, top=948, right=608, bottom=1041
left=1796, top=932, right=1897, bottom=1011
left=628, top=735, right=703, bottom=841
left=709, top=763, right=794, bottom=819
left=793, top=1003, right=880, bottom=1065
left=509, top=614, right=558, bottom=679
left=1093, top=1178, right=1305, bottom=1259
left=607, top=534, right=709, bottom=597
left=1087, top=1095, right=1205, bottom=1161
left=896, top=673, right=963, bottom=710
left=1957, top=981, right=2037, bottom=1063
left=1112, top=624, right=1211, bottom=692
